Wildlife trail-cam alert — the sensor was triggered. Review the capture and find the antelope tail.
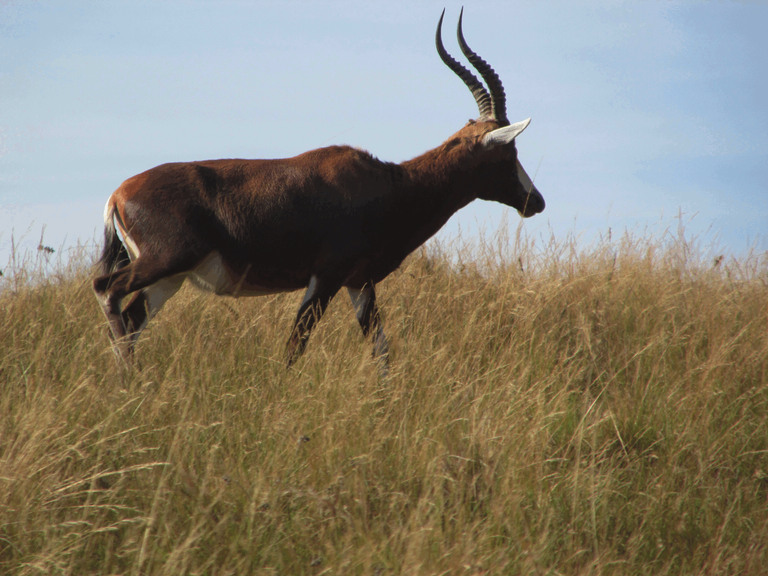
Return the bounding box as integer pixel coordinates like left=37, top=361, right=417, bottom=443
left=98, top=201, right=130, bottom=277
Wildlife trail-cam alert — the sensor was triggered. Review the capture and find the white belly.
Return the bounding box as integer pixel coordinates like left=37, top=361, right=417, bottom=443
left=186, top=251, right=285, bottom=298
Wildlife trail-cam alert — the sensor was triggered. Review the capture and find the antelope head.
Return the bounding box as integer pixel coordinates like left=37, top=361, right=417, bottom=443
left=436, top=8, right=545, bottom=218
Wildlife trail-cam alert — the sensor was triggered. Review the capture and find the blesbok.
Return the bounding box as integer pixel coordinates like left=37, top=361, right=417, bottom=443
left=93, top=9, right=545, bottom=368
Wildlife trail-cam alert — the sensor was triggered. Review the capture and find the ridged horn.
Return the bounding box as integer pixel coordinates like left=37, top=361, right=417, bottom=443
left=457, top=7, right=508, bottom=126
left=435, top=8, right=493, bottom=121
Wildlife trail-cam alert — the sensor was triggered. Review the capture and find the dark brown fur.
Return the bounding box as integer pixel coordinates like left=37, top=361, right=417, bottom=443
left=93, top=21, right=546, bottom=367
left=93, top=120, right=544, bottom=365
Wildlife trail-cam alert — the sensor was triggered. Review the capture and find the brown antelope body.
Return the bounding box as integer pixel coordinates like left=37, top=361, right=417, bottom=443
left=93, top=10, right=546, bottom=368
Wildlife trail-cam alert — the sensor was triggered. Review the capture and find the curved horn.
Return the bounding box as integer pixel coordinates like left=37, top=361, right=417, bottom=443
left=435, top=8, right=493, bottom=121
left=457, top=8, right=508, bottom=125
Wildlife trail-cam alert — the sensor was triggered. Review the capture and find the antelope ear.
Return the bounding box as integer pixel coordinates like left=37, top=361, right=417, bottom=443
left=482, top=118, right=531, bottom=148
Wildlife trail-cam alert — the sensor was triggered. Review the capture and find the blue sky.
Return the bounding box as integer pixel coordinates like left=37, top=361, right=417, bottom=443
left=1, top=0, right=766, bottom=268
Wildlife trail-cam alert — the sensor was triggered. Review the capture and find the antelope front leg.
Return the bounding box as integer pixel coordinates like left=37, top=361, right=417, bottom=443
left=285, top=275, right=339, bottom=367
left=347, top=284, right=390, bottom=368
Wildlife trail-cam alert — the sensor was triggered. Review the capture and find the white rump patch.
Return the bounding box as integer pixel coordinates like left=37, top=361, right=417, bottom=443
left=114, top=218, right=141, bottom=260
left=104, top=199, right=141, bottom=260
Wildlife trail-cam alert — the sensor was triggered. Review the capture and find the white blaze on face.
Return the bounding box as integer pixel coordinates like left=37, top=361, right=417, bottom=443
left=517, top=160, right=535, bottom=194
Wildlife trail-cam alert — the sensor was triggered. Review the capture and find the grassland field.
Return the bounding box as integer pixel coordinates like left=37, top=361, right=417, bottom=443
left=1, top=223, right=767, bottom=575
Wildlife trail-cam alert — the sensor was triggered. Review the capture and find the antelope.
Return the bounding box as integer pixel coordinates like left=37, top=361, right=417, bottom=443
left=93, top=9, right=545, bottom=368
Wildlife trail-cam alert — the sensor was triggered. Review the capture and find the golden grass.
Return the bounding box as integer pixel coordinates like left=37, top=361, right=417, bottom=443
left=1, top=223, right=767, bottom=575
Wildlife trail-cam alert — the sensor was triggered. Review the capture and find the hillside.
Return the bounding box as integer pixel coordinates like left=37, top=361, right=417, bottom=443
left=1, top=227, right=767, bottom=575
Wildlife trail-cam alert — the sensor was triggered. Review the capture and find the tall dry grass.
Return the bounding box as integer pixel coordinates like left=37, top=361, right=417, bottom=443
left=1, top=222, right=767, bottom=575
